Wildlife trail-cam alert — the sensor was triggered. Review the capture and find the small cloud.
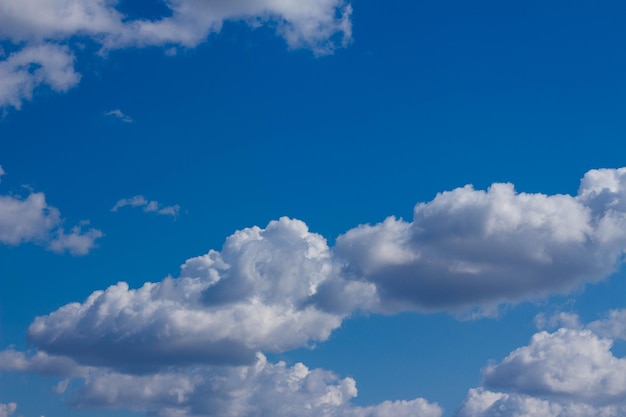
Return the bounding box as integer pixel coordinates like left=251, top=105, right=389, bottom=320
left=112, top=195, right=180, bottom=218
left=0, top=165, right=5, bottom=183
left=105, top=109, right=133, bottom=123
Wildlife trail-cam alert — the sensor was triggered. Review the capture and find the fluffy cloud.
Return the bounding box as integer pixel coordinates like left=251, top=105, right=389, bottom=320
left=483, top=328, right=626, bottom=405
left=0, top=43, right=80, bottom=110
left=455, top=388, right=626, bottom=417
left=24, top=167, right=626, bottom=373
left=111, top=195, right=180, bottom=217
left=588, top=309, right=626, bottom=341
left=0, top=184, right=102, bottom=255
left=457, top=324, right=626, bottom=416
left=0, top=404, right=16, bottom=417
left=0, top=350, right=441, bottom=417
left=0, top=0, right=352, bottom=109
left=99, top=358, right=439, bottom=417
left=335, top=168, right=626, bottom=314
left=27, top=217, right=374, bottom=371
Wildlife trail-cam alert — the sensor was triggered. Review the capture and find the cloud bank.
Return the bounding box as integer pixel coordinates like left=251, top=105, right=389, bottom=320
left=0, top=0, right=353, bottom=109
left=5, top=167, right=626, bottom=416
left=0, top=167, right=102, bottom=254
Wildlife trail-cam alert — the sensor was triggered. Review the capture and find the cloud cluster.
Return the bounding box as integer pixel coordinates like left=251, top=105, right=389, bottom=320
left=0, top=168, right=102, bottom=254
left=112, top=195, right=180, bottom=217
left=0, top=0, right=353, bottom=109
left=6, top=167, right=626, bottom=416
left=27, top=217, right=370, bottom=371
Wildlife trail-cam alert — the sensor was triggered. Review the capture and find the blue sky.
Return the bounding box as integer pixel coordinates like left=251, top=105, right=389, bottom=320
left=1, top=1, right=626, bottom=416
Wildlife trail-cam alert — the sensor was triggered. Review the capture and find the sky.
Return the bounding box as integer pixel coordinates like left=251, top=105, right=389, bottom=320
left=1, top=0, right=626, bottom=416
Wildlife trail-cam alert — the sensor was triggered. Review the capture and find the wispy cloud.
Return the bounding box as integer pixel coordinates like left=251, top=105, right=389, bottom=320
left=111, top=195, right=180, bottom=218
left=105, top=109, right=133, bottom=123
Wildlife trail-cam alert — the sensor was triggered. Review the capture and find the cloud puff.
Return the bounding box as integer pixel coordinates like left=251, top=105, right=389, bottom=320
left=0, top=404, right=16, bottom=417
left=0, top=43, right=80, bottom=110
left=112, top=195, right=180, bottom=217
left=105, top=109, right=133, bottom=123
left=335, top=168, right=626, bottom=314
left=27, top=218, right=374, bottom=371
left=455, top=388, right=626, bottom=417
left=483, top=328, right=626, bottom=405
left=457, top=322, right=626, bottom=417
left=0, top=181, right=102, bottom=255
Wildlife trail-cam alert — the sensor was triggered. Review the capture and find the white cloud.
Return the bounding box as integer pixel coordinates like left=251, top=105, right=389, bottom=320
left=534, top=311, right=582, bottom=331
left=0, top=350, right=441, bottom=417
left=25, top=167, right=626, bottom=373
left=335, top=168, right=626, bottom=315
left=112, top=195, right=180, bottom=218
left=0, top=166, right=5, bottom=182
left=0, top=0, right=353, bottom=54
left=0, top=0, right=352, bottom=108
left=482, top=328, right=626, bottom=405
left=0, top=403, right=16, bottom=417
left=588, top=309, right=626, bottom=340
left=455, top=388, right=626, bottom=417
left=27, top=217, right=373, bottom=371
left=0, top=348, right=85, bottom=377
left=0, top=170, right=102, bottom=254
left=0, top=43, right=80, bottom=110
left=105, top=109, right=133, bottom=123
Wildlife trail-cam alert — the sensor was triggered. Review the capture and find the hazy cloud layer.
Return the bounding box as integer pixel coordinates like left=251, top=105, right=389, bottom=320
left=0, top=169, right=102, bottom=254
left=112, top=195, right=180, bottom=217
left=0, top=0, right=352, bottom=109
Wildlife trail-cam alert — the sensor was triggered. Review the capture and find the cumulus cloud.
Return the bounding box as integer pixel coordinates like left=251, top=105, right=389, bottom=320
left=27, top=217, right=374, bottom=371
left=23, top=167, right=626, bottom=373
left=105, top=109, right=133, bottom=123
left=455, top=388, right=626, bottom=417
left=0, top=0, right=352, bottom=108
left=483, top=328, right=626, bottom=405
left=0, top=170, right=102, bottom=254
left=0, top=350, right=441, bottom=417
left=335, top=168, right=626, bottom=314
left=0, top=43, right=80, bottom=110
left=112, top=195, right=180, bottom=218
left=0, top=403, right=16, bottom=417
left=456, top=323, right=626, bottom=416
